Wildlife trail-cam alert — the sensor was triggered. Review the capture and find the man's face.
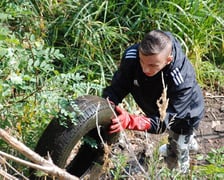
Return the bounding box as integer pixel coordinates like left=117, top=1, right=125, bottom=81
left=139, top=49, right=173, bottom=77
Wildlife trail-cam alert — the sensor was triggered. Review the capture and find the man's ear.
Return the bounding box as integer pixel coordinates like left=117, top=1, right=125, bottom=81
left=167, top=55, right=173, bottom=65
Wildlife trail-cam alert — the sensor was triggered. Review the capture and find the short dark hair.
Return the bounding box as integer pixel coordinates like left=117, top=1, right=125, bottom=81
left=139, top=30, right=171, bottom=55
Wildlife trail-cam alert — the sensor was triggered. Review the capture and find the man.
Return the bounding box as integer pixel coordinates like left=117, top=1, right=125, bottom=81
left=102, top=30, right=204, bottom=173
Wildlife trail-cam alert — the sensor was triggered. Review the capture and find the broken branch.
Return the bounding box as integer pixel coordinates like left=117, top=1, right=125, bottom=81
left=0, top=128, right=79, bottom=180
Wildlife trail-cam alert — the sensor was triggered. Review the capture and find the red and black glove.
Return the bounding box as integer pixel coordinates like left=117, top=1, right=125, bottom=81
left=109, top=106, right=151, bottom=134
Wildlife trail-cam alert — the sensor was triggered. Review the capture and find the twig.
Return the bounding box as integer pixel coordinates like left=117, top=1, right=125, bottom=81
left=211, top=112, right=217, bottom=121
left=1, top=87, right=43, bottom=109
left=0, top=128, right=79, bottom=180
left=90, top=101, right=113, bottom=179
left=121, top=166, right=135, bottom=180
left=96, top=102, right=105, bottom=144
left=0, top=168, right=19, bottom=180
left=0, top=155, right=29, bottom=180
left=0, top=151, right=51, bottom=177
left=106, top=99, right=147, bottom=176
left=205, top=94, right=224, bottom=98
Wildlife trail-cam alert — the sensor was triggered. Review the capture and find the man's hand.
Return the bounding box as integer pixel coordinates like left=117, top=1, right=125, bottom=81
left=109, top=106, right=151, bottom=133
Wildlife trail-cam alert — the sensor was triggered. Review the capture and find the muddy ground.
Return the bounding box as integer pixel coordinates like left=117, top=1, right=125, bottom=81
left=98, top=91, right=224, bottom=179
left=197, top=91, right=224, bottom=155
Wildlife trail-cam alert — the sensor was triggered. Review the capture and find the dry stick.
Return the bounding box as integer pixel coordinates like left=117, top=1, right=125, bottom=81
left=0, top=128, right=79, bottom=180
left=106, top=100, right=136, bottom=180
left=94, top=102, right=113, bottom=178
left=0, top=151, right=52, bottom=177
left=96, top=102, right=105, bottom=145
left=0, top=155, right=29, bottom=180
left=80, top=102, right=113, bottom=179
left=211, top=112, right=217, bottom=120
left=0, top=157, right=19, bottom=180
left=0, top=168, right=19, bottom=180
left=106, top=99, right=147, bottom=178
left=206, top=95, right=224, bottom=98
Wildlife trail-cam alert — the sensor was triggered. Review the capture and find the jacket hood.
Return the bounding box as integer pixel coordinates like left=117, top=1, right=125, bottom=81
left=165, top=32, right=187, bottom=71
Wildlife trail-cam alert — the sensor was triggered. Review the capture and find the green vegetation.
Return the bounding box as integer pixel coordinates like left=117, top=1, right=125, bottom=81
left=0, top=0, right=223, bottom=178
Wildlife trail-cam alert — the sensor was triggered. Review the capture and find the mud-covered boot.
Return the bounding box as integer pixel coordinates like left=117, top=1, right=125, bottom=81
left=159, top=133, right=198, bottom=173
left=159, top=135, right=199, bottom=157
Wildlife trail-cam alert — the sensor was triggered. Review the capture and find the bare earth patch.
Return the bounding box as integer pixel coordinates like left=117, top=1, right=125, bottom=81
left=197, top=92, right=224, bottom=155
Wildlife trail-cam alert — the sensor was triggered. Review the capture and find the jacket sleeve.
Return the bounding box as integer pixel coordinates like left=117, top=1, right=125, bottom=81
left=102, top=51, right=136, bottom=105
left=164, top=75, right=204, bottom=134
left=102, top=70, right=131, bottom=105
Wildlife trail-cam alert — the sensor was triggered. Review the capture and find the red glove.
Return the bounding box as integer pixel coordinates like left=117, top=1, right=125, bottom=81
left=109, top=106, right=151, bottom=134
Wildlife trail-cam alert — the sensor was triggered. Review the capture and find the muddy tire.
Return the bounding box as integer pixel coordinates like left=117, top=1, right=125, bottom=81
left=30, top=95, right=118, bottom=179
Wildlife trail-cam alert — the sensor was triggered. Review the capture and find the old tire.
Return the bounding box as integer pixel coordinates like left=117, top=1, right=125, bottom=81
left=30, top=95, right=118, bottom=179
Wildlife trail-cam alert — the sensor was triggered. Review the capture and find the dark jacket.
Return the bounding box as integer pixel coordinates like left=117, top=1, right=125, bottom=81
left=103, top=32, right=204, bottom=134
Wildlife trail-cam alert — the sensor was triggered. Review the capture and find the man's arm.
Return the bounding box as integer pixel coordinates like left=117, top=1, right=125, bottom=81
left=102, top=46, right=138, bottom=104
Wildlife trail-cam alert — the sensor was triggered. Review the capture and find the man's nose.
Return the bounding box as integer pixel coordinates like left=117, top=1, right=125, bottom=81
left=142, top=66, right=150, bottom=73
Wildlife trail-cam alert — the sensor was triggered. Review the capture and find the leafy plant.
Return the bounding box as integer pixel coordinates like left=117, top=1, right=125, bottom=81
left=194, top=147, right=224, bottom=179
left=0, top=0, right=223, bottom=178
left=110, top=154, right=128, bottom=180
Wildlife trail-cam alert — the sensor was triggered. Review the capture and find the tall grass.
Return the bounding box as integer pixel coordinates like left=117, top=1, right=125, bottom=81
left=0, top=0, right=223, bottom=178
left=3, top=0, right=223, bottom=89
left=25, top=0, right=224, bottom=90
